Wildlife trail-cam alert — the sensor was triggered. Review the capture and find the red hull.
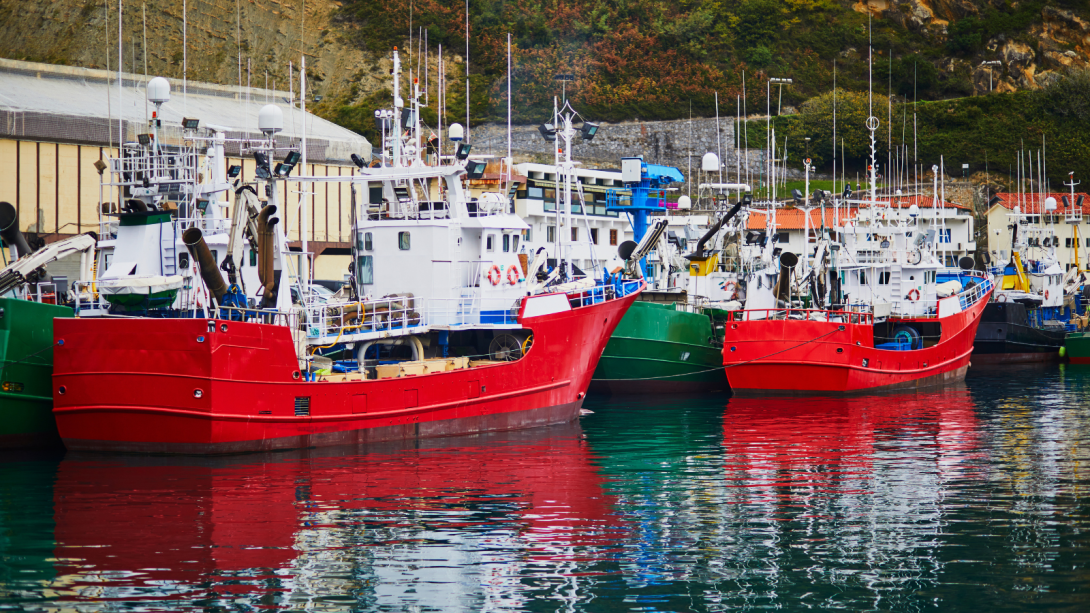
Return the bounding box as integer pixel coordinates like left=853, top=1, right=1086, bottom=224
left=52, top=287, right=641, bottom=453
left=722, top=289, right=991, bottom=395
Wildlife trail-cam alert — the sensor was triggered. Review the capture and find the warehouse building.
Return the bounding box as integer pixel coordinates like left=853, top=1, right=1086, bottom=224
left=0, top=58, right=371, bottom=280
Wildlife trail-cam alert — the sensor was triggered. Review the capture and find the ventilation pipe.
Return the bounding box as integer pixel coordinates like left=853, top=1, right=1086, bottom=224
left=774, top=251, right=798, bottom=305
left=0, top=202, right=33, bottom=258
left=182, top=228, right=228, bottom=304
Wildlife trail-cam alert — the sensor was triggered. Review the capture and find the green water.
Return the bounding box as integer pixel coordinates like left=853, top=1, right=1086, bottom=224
left=1, top=365, right=1088, bottom=611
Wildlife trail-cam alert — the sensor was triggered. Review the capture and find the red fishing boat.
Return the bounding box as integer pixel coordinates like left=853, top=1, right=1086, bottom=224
left=722, top=273, right=992, bottom=395
left=52, top=283, right=639, bottom=453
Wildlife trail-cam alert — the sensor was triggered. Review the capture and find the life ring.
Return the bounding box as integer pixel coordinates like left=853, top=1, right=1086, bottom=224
left=722, top=281, right=736, bottom=299
left=998, top=293, right=1009, bottom=303
left=507, top=265, right=520, bottom=285
left=1045, top=289, right=1050, bottom=300
left=487, top=265, right=502, bottom=286
left=907, top=289, right=920, bottom=301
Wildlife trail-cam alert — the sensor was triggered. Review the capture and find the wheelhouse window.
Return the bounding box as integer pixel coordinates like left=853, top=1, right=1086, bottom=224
left=398, top=232, right=410, bottom=250
left=878, top=271, right=891, bottom=284
left=571, top=227, right=578, bottom=241
left=525, top=227, right=533, bottom=242
left=548, top=226, right=556, bottom=243
left=512, top=235, right=520, bottom=252
left=502, top=234, right=510, bottom=252
left=357, top=255, right=373, bottom=284
left=487, top=234, right=495, bottom=251
left=363, top=232, right=373, bottom=251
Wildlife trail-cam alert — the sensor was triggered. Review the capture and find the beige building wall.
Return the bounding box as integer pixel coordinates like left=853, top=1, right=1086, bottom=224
left=986, top=204, right=1090, bottom=270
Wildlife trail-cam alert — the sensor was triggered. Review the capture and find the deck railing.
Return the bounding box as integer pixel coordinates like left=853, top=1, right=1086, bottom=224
left=728, top=308, right=875, bottom=325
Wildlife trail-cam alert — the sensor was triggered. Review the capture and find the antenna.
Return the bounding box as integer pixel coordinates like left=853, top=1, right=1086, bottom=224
left=465, top=0, right=470, bottom=143
left=182, top=0, right=187, bottom=114
left=118, top=0, right=122, bottom=147
left=715, top=91, right=722, bottom=185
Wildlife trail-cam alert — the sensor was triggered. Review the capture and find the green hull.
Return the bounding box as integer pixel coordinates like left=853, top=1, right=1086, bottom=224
left=0, top=297, right=70, bottom=448
left=1065, top=332, right=1090, bottom=363
left=590, top=300, right=729, bottom=394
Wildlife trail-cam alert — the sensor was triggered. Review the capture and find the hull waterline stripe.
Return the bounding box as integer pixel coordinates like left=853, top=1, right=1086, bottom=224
left=53, top=379, right=573, bottom=423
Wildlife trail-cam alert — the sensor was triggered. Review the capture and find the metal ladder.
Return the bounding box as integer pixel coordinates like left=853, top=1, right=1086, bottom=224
left=161, top=222, right=177, bottom=276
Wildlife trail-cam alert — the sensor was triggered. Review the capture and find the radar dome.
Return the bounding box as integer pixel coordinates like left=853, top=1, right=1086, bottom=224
left=258, top=104, right=284, bottom=134
left=448, top=123, right=464, bottom=142
left=147, top=77, right=170, bottom=104
left=677, top=195, right=692, bottom=210
left=908, top=204, right=920, bottom=217
left=701, top=152, right=719, bottom=172
left=1045, top=196, right=1057, bottom=211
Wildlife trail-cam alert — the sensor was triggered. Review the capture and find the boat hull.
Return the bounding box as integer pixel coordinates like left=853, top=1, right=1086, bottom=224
left=0, top=298, right=70, bottom=449
left=52, top=288, right=640, bottom=453
left=971, top=302, right=1065, bottom=364
left=722, top=289, right=991, bottom=396
left=590, top=300, right=728, bottom=395
left=1065, top=331, right=1090, bottom=364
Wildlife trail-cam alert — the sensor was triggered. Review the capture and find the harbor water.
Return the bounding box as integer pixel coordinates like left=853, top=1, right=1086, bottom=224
left=2, top=366, right=1089, bottom=611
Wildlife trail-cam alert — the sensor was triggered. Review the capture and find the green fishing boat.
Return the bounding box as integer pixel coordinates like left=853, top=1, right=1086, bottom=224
left=0, top=297, right=71, bottom=448
left=590, top=296, right=729, bottom=393
left=1064, top=331, right=1090, bottom=364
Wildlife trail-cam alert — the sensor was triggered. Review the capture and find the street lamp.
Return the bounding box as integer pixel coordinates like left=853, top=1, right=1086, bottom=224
left=981, top=60, right=1002, bottom=92
left=769, top=77, right=793, bottom=115
left=554, top=73, right=575, bottom=104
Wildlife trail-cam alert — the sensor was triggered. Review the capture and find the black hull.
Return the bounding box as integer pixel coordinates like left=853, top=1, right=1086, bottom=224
left=973, top=302, right=1066, bottom=364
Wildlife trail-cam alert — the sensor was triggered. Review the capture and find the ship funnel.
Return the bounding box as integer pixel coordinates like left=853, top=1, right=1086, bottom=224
left=0, top=201, right=34, bottom=258
left=256, top=205, right=280, bottom=306
left=182, top=228, right=228, bottom=304
left=774, top=251, right=798, bottom=305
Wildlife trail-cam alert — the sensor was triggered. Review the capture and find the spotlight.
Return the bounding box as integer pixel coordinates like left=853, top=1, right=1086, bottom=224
left=227, top=165, right=242, bottom=178
left=253, top=152, right=271, bottom=180
left=137, top=133, right=152, bottom=146
left=580, top=121, right=599, bottom=141
left=196, top=199, right=210, bottom=212
left=93, top=159, right=108, bottom=175
left=350, top=153, right=366, bottom=169
left=538, top=123, right=556, bottom=142
left=465, top=161, right=488, bottom=179
left=456, top=143, right=472, bottom=160
left=181, top=117, right=200, bottom=130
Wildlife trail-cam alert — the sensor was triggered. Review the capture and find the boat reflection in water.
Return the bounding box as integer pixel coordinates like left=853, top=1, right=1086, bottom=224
left=48, top=422, right=621, bottom=611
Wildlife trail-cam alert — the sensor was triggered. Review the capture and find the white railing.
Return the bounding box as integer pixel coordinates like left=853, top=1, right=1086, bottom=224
left=109, top=150, right=198, bottom=187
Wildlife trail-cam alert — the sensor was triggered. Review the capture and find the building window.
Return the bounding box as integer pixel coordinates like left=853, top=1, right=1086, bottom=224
left=590, top=228, right=599, bottom=244
left=548, top=226, right=556, bottom=243
left=940, top=228, right=952, bottom=243
left=1067, top=238, right=1074, bottom=248
left=357, top=255, right=374, bottom=284
left=571, top=227, right=578, bottom=241
left=364, top=232, right=373, bottom=251
left=503, top=234, right=510, bottom=252
left=610, top=229, right=618, bottom=246
left=398, top=232, right=410, bottom=250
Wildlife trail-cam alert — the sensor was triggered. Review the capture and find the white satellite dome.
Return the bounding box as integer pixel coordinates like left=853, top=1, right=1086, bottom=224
left=448, top=122, right=464, bottom=142
left=908, top=203, right=920, bottom=217
left=701, top=152, right=719, bottom=173
left=1045, top=196, right=1057, bottom=211
left=146, top=77, right=170, bottom=104
left=258, top=104, right=284, bottom=134
left=677, top=195, right=692, bottom=210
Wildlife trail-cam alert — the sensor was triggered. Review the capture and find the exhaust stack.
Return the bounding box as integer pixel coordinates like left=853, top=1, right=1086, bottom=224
left=774, top=252, right=798, bottom=306
left=182, top=228, right=228, bottom=304
left=256, top=205, right=280, bottom=306
left=0, top=202, right=34, bottom=258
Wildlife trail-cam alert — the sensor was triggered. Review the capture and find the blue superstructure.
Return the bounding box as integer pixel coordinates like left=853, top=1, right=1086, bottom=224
left=605, top=158, right=685, bottom=278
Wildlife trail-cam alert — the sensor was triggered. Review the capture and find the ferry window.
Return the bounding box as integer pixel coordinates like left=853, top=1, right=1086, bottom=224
left=487, top=234, right=495, bottom=251
left=591, top=228, right=599, bottom=244
left=610, top=229, right=618, bottom=245
left=249, top=248, right=257, bottom=266
left=357, top=255, right=374, bottom=284
left=364, top=232, right=373, bottom=251
left=502, top=234, right=510, bottom=252
left=398, top=232, right=410, bottom=250
left=548, top=226, right=556, bottom=243
left=878, top=271, right=890, bottom=284
left=571, top=227, right=578, bottom=241
left=512, top=235, right=520, bottom=252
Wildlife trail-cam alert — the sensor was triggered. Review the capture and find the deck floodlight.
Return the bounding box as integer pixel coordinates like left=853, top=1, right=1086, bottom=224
left=196, top=199, right=209, bottom=212
left=283, top=151, right=301, bottom=166
left=742, top=193, right=753, bottom=205
left=465, top=160, right=488, bottom=179
left=253, top=152, right=272, bottom=180
left=792, top=188, right=803, bottom=204
left=181, top=117, right=200, bottom=130
left=227, top=165, right=242, bottom=178
left=274, top=162, right=294, bottom=177
left=456, top=143, right=472, bottom=160
left=842, top=184, right=853, bottom=199
left=350, top=153, right=366, bottom=169
left=1078, top=195, right=1086, bottom=209
left=580, top=121, right=599, bottom=141
left=538, top=123, right=556, bottom=142
left=1063, top=196, right=1071, bottom=208
left=93, top=159, right=108, bottom=175
left=137, top=133, right=152, bottom=146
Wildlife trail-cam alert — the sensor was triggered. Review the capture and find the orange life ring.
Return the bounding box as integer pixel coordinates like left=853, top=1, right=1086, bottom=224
left=1045, top=289, right=1050, bottom=300
left=507, top=265, right=520, bottom=285
left=907, top=288, right=920, bottom=301
left=487, top=265, right=502, bottom=286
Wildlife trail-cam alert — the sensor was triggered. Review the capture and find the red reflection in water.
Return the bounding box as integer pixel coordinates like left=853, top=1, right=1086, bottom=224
left=722, top=388, right=982, bottom=497
left=51, top=425, right=618, bottom=603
